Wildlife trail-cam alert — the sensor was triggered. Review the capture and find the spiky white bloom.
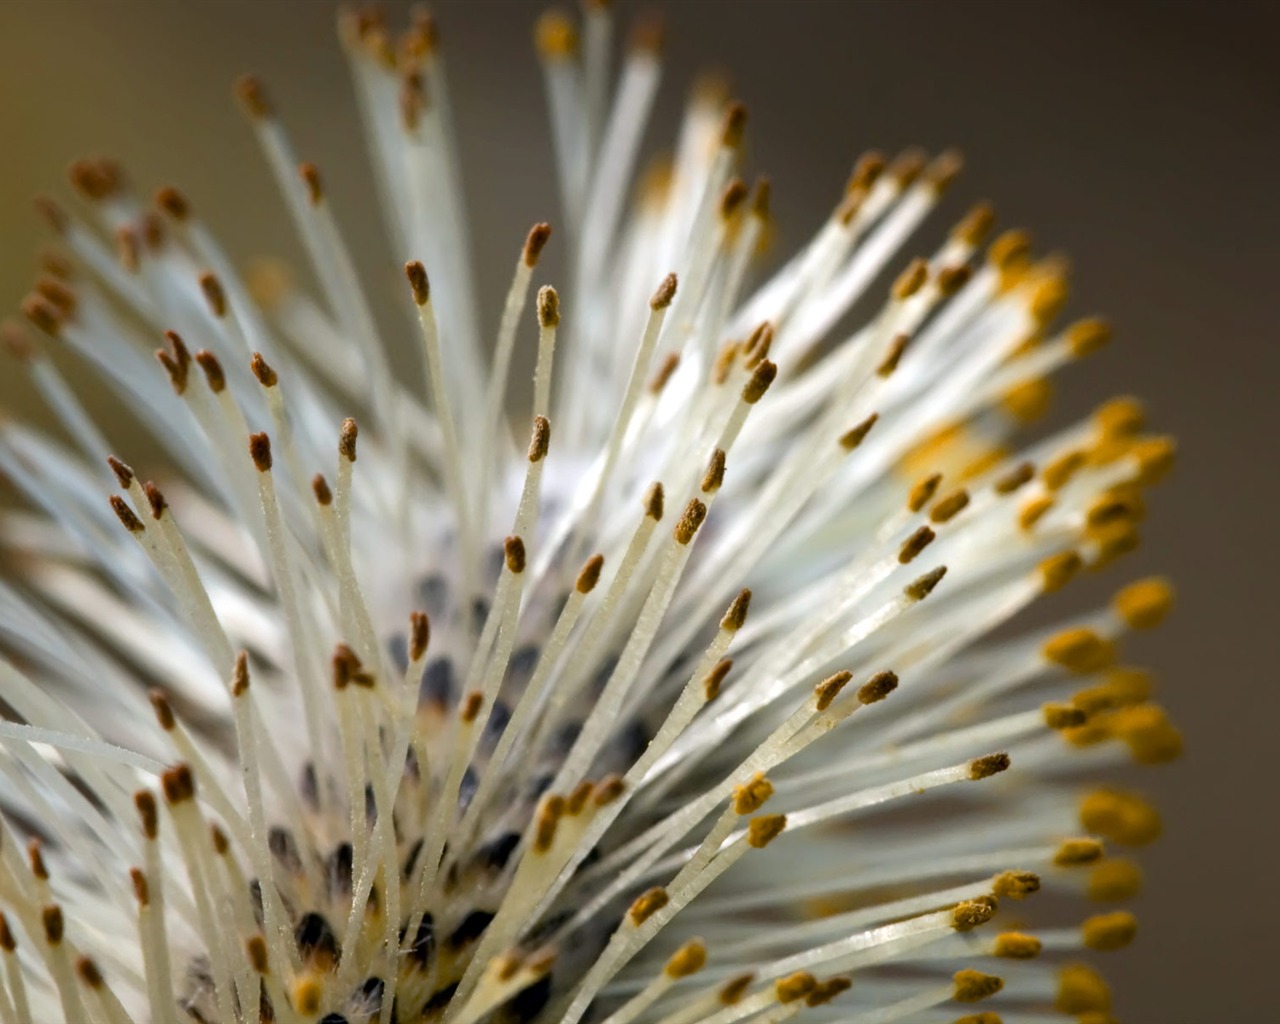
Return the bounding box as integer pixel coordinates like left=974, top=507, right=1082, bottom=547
left=0, top=6, right=1180, bottom=1024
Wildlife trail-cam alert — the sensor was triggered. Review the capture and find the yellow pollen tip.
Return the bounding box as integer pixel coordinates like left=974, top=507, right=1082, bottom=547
left=1054, top=838, right=1105, bottom=867
left=1000, top=376, right=1054, bottom=424
left=992, top=870, right=1040, bottom=900
left=1108, top=703, right=1183, bottom=764
left=628, top=887, right=669, bottom=926
left=993, top=932, right=1042, bottom=959
left=732, top=773, right=774, bottom=815
left=1068, top=317, right=1112, bottom=357
left=952, top=1015, right=1003, bottom=1024
left=291, top=977, right=323, bottom=1016
left=1056, top=963, right=1112, bottom=1013
left=953, top=969, right=1003, bottom=1003
left=535, top=10, right=579, bottom=58
left=1018, top=495, right=1054, bottom=532
left=1082, top=911, right=1138, bottom=951
left=1094, top=395, right=1146, bottom=438
left=747, top=813, right=787, bottom=848
left=1040, top=551, right=1083, bottom=593
left=1080, top=789, right=1161, bottom=846
left=1043, top=628, right=1116, bottom=674
left=775, top=971, right=816, bottom=1003
left=951, top=896, right=998, bottom=932
left=1087, top=858, right=1144, bottom=902
left=665, top=939, right=707, bottom=978
left=1112, top=577, right=1174, bottom=629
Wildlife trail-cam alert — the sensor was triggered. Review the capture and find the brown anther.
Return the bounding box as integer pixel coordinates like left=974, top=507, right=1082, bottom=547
left=155, top=185, right=190, bottom=222
left=405, top=261, right=430, bottom=305
left=937, top=264, right=972, bottom=297
left=250, top=352, right=278, bottom=388
left=33, top=195, right=69, bottom=234
left=248, top=432, right=273, bottom=472
left=194, top=350, right=226, bottom=393
left=245, top=935, right=269, bottom=974
left=665, top=939, right=706, bottom=978
left=838, top=412, right=879, bottom=451
left=720, top=101, right=748, bottom=148
left=593, top=775, right=625, bottom=806
left=898, top=525, right=936, bottom=564
left=649, top=272, right=678, bottom=310
left=1044, top=703, right=1088, bottom=730
left=989, top=229, right=1032, bottom=272
left=232, top=652, right=250, bottom=697
left=806, top=976, right=852, bottom=1007
left=160, top=763, right=195, bottom=805
left=576, top=554, right=605, bottom=594
left=26, top=840, right=47, bottom=881
left=719, top=973, right=754, bottom=1005
left=107, top=456, right=134, bottom=489
left=129, top=868, right=149, bottom=907
left=644, top=482, right=665, bottom=520
left=40, top=905, right=63, bottom=945
left=157, top=331, right=192, bottom=394
left=876, top=333, right=910, bottom=377
left=523, top=222, right=553, bottom=268
left=774, top=972, right=816, bottom=1004
left=720, top=588, right=752, bottom=632
left=1018, top=494, right=1054, bottom=531
left=75, top=956, right=106, bottom=990
left=116, top=227, right=140, bottom=273
left=847, top=150, right=887, bottom=194
left=889, top=147, right=928, bottom=187
left=198, top=272, right=227, bottom=319
left=719, top=177, right=749, bottom=221
left=504, top=536, right=526, bottom=574
left=742, top=359, right=777, bottom=404
left=747, top=813, right=786, bottom=848
left=673, top=499, right=707, bottom=545
left=712, top=341, right=740, bottom=385
left=701, top=448, right=727, bottom=493
left=149, top=691, right=176, bottom=732
left=923, top=149, right=964, bottom=192
left=930, top=489, right=970, bottom=523
left=210, top=824, right=229, bottom=856
left=969, top=752, right=1011, bottom=780
left=908, top=472, right=944, bottom=512
left=751, top=177, right=772, bottom=219
left=1068, top=317, right=1112, bottom=357
left=134, top=791, right=158, bottom=839
left=141, top=481, right=166, bottom=520
left=857, top=670, right=898, bottom=704
left=813, top=671, right=853, bottom=713
left=628, top=887, right=669, bottom=926
left=648, top=352, right=680, bottom=393
left=534, top=795, right=565, bottom=853
left=460, top=691, right=484, bottom=724
left=528, top=415, right=551, bottom=463
left=702, top=657, right=733, bottom=701
left=537, top=285, right=560, bottom=328
left=299, top=162, right=324, bottom=205
left=567, top=780, right=594, bottom=816
left=1, top=321, right=35, bottom=362
left=994, top=461, right=1034, bottom=495
left=21, top=295, right=62, bottom=337
left=110, top=495, right=144, bottom=535
left=893, top=258, right=929, bottom=300
left=409, top=612, right=431, bottom=662
left=905, top=565, right=947, bottom=601
left=339, top=417, right=358, bottom=461
left=312, top=474, right=333, bottom=506
left=953, top=202, right=996, bottom=246
left=234, top=75, right=272, bottom=119
left=1042, top=450, right=1085, bottom=492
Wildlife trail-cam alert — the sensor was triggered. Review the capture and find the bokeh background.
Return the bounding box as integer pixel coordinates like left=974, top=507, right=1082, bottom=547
left=0, top=0, right=1275, bottom=1019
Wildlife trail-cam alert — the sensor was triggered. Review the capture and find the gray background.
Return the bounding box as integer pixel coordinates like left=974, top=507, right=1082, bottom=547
left=0, top=1, right=1275, bottom=1019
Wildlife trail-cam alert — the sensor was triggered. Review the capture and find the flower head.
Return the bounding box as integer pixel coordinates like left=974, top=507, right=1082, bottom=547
left=0, top=5, right=1178, bottom=1024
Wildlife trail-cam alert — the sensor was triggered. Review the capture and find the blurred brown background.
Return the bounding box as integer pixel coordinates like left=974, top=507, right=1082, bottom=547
left=0, top=0, right=1275, bottom=1019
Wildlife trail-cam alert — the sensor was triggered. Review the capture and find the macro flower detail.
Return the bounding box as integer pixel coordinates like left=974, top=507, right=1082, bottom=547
left=0, top=5, right=1181, bottom=1024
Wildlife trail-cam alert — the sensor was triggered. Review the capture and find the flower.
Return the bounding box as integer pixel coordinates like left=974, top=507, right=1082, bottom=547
left=0, top=4, right=1180, bottom=1023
